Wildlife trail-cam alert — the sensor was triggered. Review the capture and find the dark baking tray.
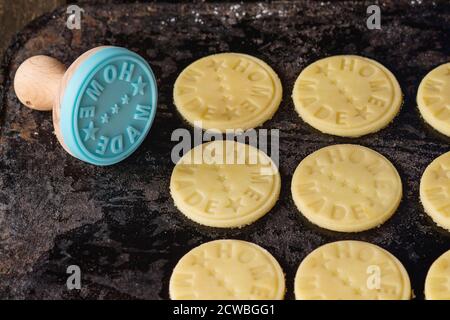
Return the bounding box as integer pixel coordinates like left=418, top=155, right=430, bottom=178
left=0, top=0, right=449, bottom=300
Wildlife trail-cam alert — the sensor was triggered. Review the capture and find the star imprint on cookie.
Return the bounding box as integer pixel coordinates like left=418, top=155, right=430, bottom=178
left=226, top=198, right=243, bottom=213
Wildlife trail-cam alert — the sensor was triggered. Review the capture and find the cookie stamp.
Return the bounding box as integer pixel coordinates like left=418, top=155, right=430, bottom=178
left=170, top=239, right=285, bottom=300
left=294, top=241, right=411, bottom=300
left=14, top=46, right=157, bottom=165
left=292, top=55, right=402, bottom=137
left=417, top=62, right=450, bottom=137
left=173, top=53, right=282, bottom=132
left=425, top=250, right=450, bottom=300
left=291, top=144, right=402, bottom=232
left=420, top=151, right=450, bottom=231
left=170, top=140, right=280, bottom=228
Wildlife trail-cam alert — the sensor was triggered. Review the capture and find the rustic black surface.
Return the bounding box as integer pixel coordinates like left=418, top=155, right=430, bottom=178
left=0, top=0, right=65, bottom=58
left=0, top=0, right=449, bottom=300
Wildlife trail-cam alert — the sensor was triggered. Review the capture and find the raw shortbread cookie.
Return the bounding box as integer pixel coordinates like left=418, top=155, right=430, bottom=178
left=294, top=240, right=411, bottom=300
left=170, top=239, right=285, bottom=300
left=291, top=144, right=402, bottom=232
left=170, top=140, right=280, bottom=228
left=173, top=53, right=282, bottom=131
left=417, top=62, right=450, bottom=137
left=292, top=55, right=402, bottom=137
left=425, top=250, right=450, bottom=300
left=420, top=151, right=450, bottom=231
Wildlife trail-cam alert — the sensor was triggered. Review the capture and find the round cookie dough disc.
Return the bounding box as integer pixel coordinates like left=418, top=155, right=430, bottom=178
left=170, top=239, right=285, bottom=300
left=170, top=140, right=280, bottom=228
left=425, top=250, right=450, bottom=300
left=173, top=53, right=282, bottom=132
left=292, top=55, right=402, bottom=137
left=291, top=144, right=402, bottom=232
left=417, top=62, right=450, bottom=137
left=420, top=151, right=450, bottom=231
left=294, top=240, right=411, bottom=300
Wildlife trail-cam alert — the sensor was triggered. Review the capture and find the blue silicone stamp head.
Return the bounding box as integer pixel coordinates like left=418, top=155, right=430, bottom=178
left=60, top=47, right=157, bottom=165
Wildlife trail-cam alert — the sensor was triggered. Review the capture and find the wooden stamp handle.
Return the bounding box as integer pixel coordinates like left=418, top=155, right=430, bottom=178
left=14, top=55, right=66, bottom=111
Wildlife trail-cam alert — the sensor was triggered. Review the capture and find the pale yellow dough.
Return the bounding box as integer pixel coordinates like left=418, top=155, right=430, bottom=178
left=173, top=53, right=282, bottom=132
left=417, top=62, right=450, bottom=137
left=425, top=250, right=450, bottom=300
left=291, top=144, right=402, bottom=232
left=420, top=151, right=450, bottom=231
left=292, top=55, right=402, bottom=137
left=294, top=240, right=411, bottom=300
left=170, top=239, right=285, bottom=300
left=170, top=140, right=280, bottom=228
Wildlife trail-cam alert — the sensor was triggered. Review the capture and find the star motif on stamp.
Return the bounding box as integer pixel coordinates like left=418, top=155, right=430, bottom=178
left=74, top=53, right=156, bottom=164
left=82, top=121, right=99, bottom=141
left=111, top=104, right=120, bottom=114
left=121, top=94, right=130, bottom=105
left=131, top=76, right=147, bottom=96
left=100, top=113, right=110, bottom=124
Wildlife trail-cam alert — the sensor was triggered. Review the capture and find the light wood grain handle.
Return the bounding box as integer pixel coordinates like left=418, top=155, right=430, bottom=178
left=14, top=55, right=66, bottom=111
